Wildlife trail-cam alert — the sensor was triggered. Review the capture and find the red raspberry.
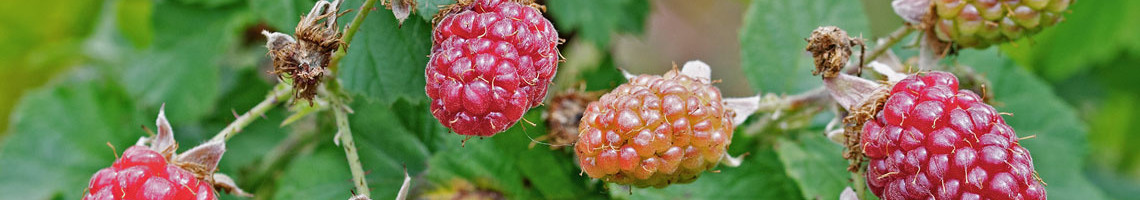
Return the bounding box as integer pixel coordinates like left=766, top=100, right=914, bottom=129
left=860, top=72, right=1045, bottom=200
left=84, top=146, right=216, bottom=200
left=575, top=67, right=734, bottom=188
left=425, top=0, right=561, bottom=136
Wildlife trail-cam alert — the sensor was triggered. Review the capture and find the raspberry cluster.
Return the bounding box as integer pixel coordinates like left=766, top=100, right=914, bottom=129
left=84, top=146, right=216, bottom=200
left=860, top=72, right=1045, bottom=199
left=575, top=68, right=734, bottom=188
left=929, top=0, right=1072, bottom=48
left=426, top=0, right=561, bottom=136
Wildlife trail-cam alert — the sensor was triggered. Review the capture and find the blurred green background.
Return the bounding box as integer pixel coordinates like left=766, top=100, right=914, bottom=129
left=1, top=0, right=1138, bottom=199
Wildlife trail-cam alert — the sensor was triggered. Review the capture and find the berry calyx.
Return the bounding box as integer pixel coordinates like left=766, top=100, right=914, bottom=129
left=575, top=62, right=734, bottom=188
left=83, top=106, right=249, bottom=200
left=425, top=0, right=561, bottom=137
left=84, top=146, right=217, bottom=200
left=859, top=72, right=1045, bottom=200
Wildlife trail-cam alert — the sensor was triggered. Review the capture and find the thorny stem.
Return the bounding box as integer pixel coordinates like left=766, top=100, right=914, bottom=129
left=329, top=0, right=379, bottom=74
left=210, top=83, right=292, bottom=142
left=862, top=25, right=914, bottom=66
left=326, top=0, right=379, bottom=197
left=845, top=25, right=915, bottom=75
left=754, top=87, right=831, bottom=113
left=335, top=99, right=371, bottom=198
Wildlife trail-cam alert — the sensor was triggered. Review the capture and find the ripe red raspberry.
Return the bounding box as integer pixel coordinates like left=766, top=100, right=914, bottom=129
left=860, top=72, right=1045, bottom=200
left=84, top=146, right=216, bottom=200
left=575, top=67, right=734, bottom=188
left=425, top=0, right=561, bottom=136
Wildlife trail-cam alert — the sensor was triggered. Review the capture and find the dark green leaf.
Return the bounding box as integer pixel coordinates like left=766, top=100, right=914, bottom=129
left=273, top=148, right=357, bottom=199
left=0, top=71, right=147, bottom=200
left=958, top=49, right=1110, bottom=200
left=424, top=111, right=601, bottom=199
left=739, top=0, right=870, bottom=93
left=250, top=0, right=316, bottom=33
left=776, top=132, right=850, bottom=200
left=611, top=145, right=803, bottom=199
left=548, top=0, right=650, bottom=48
left=338, top=4, right=433, bottom=104
left=1000, top=0, right=1140, bottom=81
left=416, top=0, right=455, bottom=23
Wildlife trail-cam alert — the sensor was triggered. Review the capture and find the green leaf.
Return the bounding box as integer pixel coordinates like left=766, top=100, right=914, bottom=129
left=1000, top=0, right=1140, bottom=81
left=424, top=111, right=601, bottom=199
left=178, top=0, right=244, bottom=8
left=611, top=145, right=803, bottom=199
left=121, top=1, right=243, bottom=123
left=274, top=148, right=357, bottom=199
left=338, top=3, right=433, bottom=104
left=958, top=49, right=1110, bottom=200
left=416, top=0, right=455, bottom=23
left=275, top=98, right=452, bottom=199
left=739, top=0, right=870, bottom=93
left=250, top=0, right=316, bottom=33
left=115, top=0, right=154, bottom=48
left=547, top=0, right=650, bottom=48
left=0, top=70, right=147, bottom=200
left=776, top=132, right=850, bottom=200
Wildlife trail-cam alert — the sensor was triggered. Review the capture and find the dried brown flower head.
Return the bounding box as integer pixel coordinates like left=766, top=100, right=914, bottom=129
left=263, top=0, right=345, bottom=104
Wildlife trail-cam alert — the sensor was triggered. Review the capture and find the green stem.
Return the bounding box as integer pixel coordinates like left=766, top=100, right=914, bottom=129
left=329, top=0, right=379, bottom=74
left=335, top=102, right=370, bottom=197
left=325, top=0, right=379, bottom=197
left=852, top=167, right=868, bottom=199
left=861, top=25, right=914, bottom=66
left=210, top=83, right=292, bottom=142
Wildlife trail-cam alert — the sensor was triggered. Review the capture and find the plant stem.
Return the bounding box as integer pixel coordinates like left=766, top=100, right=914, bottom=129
left=861, top=25, right=914, bottom=66
left=335, top=102, right=371, bottom=197
left=852, top=167, right=868, bottom=199
left=325, top=0, right=379, bottom=197
left=754, top=87, right=831, bottom=113
left=210, top=83, right=292, bottom=142
left=329, top=0, right=379, bottom=74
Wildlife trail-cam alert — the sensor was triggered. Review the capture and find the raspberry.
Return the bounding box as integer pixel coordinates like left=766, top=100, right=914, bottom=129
left=923, top=0, right=1072, bottom=48
left=84, top=106, right=248, bottom=200
left=860, top=72, right=1045, bottom=200
left=425, top=0, right=561, bottom=136
left=574, top=67, right=734, bottom=188
left=84, top=146, right=216, bottom=200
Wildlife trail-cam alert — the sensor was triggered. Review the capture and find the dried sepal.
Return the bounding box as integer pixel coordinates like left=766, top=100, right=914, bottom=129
left=150, top=104, right=177, bottom=156
left=839, top=186, right=859, bottom=200
left=891, top=0, right=929, bottom=24
left=175, top=140, right=226, bottom=179
left=383, top=0, right=416, bottom=26
left=213, top=174, right=254, bottom=197
left=395, top=165, right=411, bottom=200
left=140, top=107, right=252, bottom=197
left=836, top=79, right=891, bottom=172
left=263, top=0, right=345, bottom=104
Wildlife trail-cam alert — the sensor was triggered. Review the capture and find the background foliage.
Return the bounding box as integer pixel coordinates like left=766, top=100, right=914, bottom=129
left=1, top=0, right=1138, bottom=199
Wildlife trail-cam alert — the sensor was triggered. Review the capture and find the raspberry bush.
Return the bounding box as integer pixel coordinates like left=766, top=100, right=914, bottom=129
left=0, top=0, right=1130, bottom=199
